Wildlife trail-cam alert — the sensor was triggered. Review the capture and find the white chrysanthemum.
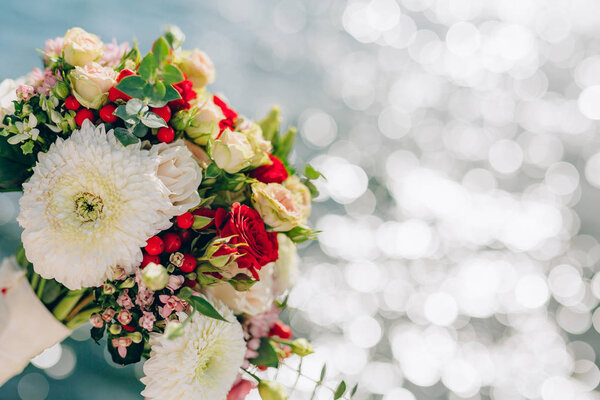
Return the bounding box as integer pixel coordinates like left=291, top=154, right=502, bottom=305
left=152, top=139, right=203, bottom=214
left=18, top=120, right=177, bottom=289
left=141, top=298, right=246, bottom=400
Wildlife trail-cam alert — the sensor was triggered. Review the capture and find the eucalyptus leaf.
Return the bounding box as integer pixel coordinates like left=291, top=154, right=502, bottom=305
left=304, top=164, right=324, bottom=180
left=116, top=75, right=146, bottom=98
left=138, top=53, right=157, bottom=81
left=249, top=338, right=280, bottom=368
left=125, top=98, right=144, bottom=115
left=163, top=84, right=182, bottom=102
left=132, top=123, right=148, bottom=138
left=150, top=81, right=166, bottom=102
left=334, top=381, right=346, bottom=400
left=140, top=111, right=168, bottom=128
left=152, top=37, right=170, bottom=65
left=114, top=127, right=139, bottom=146
left=159, top=64, right=184, bottom=84
left=350, top=384, right=358, bottom=397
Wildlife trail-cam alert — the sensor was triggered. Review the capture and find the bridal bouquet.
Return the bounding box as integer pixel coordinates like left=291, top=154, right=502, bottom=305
left=0, top=27, right=348, bottom=400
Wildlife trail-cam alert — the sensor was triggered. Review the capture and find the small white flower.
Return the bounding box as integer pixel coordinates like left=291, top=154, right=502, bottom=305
left=141, top=298, right=246, bottom=400
left=18, top=120, right=178, bottom=289
left=8, top=115, right=39, bottom=145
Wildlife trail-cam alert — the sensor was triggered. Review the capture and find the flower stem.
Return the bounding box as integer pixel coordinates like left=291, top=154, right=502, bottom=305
left=36, top=278, right=46, bottom=299
left=241, top=367, right=262, bottom=383
left=53, top=289, right=85, bottom=322
left=65, top=306, right=101, bottom=330
left=65, top=293, right=94, bottom=322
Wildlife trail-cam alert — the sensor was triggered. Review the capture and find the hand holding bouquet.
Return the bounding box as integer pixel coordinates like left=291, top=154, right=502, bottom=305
left=0, top=26, right=352, bottom=400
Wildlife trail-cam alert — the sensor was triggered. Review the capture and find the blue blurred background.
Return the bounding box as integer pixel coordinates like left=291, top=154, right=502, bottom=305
left=4, top=0, right=600, bottom=399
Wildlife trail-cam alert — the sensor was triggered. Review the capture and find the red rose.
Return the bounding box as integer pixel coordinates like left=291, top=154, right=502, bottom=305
left=215, top=203, right=278, bottom=279
left=169, top=80, right=197, bottom=111
left=250, top=154, right=289, bottom=184
left=213, top=95, right=238, bottom=136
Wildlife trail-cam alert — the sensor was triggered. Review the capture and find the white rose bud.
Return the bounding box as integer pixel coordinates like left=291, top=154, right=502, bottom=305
left=209, top=129, right=255, bottom=174
left=185, top=97, right=224, bottom=146
left=69, top=62, right=116, bottom=109
left=63, top=27, right=104, bottom=67
left=251, top=182, right=305, bottom=231
left=141, top=263, right=169, bottom=291
left=175, top=49, right=216, bottom=88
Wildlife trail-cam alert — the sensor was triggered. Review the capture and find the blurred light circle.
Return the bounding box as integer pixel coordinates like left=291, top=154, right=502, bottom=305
left=361, top=361, right=401, bottom=394
left=548, top=264, right=583, bottom=298
left=541, top=376, right=575, bottom=400
left=377, top=220, right=435, bottom=259
left=578, top=85, right=600, bottom=120
left=44, top=345, right=76, bottom=380
left=557, top=306, right=591, bottom=335
left=345, top=260, right=383, bottom=293
left=446, top=22, right=480, bottom=56
left=441, top=359, right=481, bottom=397
left=383, top=388, right=416, bottom=400
left=424, top=292, right=458, bottom=326
left=572, top=360, right=600, bottom=390
left=300, top=109, right=337, bottom=148
left=489, top=140, right=523, bottom=174
left=18, top=373, right=49, bottom=400
left=544, top=162, right=579, bottom=196
left=584, top=152, right=600, bottom=188
left=31, top=343, right=62, bottom=369
left=378, top=106, right=411, bottom=139
left=591, top=273, right=600, bottom=299
left=514, top=274, right=549, bottom=308
left=314, top=156, right=368, bottom=204
left=346, top=315, right=383, bottom=348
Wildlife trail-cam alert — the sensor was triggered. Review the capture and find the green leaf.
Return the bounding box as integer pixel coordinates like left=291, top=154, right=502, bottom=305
left=334, top=381, right=347, bottom=400
left=132, top=123, right=148, bottom=138
left=116, top=44, right=140, bottom=72
left=140, top=111, right=168, bottom=128
left=125, top=98, right=144, bottom=115
left=273, top=126, right=297, bottom=160
left=0, top=134, right=35, bottom=191
left=259, top=106, right=281, bottom=142
left=350, top=384, right=358, bottom=397
left=204, top=163, right=222, bottom=179
left=163, top=84, right=181, bottom=102
left=178, top=290, right=227, bottom=321
left=249, top=337, right=280, bottom=368
left=304, top=164, right=324, bottom=180
left=147, top=81, right=166, bottom=102
left=164, top=25, right=185, bottom=49
left=159, top=64, right=184, bottom=84
left=41, top=280, right=62, bottom=304
left=138, top=53, right=157, bottom=81
left=320, top=364, right=327, bottom=381
left=90, top=326, right=104, bottom=344
left=20, top=141, right=34, bottom=155
left=116, top=75, right=146, bottom=98
left=114, top=127, right=139, bottom=146
left=152, top=37, right=170, bottom=65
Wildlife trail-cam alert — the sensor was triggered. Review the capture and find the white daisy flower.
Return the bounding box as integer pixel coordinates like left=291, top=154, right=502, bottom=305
left=141, top=298, right=246, bottom=400
left=17, top=120, right=178, bottom=289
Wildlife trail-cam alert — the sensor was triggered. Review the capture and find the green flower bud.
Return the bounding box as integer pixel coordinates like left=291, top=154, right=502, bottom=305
left=52, top=81, right=70, bottom=100
left=289, top=338, right=314, bottom=357
left=103, top=283, right=116, bottom=295
left=142, top=263, right=169, bottom=291
left=118, top=277, right=136, bottom=289
left=109, top=324, right=122, bottom=335
left=258, top=380, right=288, bottom=400
left=129, top=331, right=143, bottom=344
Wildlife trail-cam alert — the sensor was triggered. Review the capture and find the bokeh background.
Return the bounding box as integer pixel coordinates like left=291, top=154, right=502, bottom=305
left=2, top=0, right=600, bottom=399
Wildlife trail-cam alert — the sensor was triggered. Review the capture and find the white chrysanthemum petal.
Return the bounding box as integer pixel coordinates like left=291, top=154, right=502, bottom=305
left=141, top=298, right=246, bottom=400
left=17, top=121, right=177, bottom=289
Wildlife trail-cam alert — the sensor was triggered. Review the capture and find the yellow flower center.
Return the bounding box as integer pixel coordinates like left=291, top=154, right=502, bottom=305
left=74, top=192, right=104, bottom=222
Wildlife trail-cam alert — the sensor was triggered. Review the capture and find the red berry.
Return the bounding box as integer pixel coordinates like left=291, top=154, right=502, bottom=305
left=183, top=279, right=197, bottom=288
left=117, top=69, right=135, bottom=82
left=157, top=127, right=175, bottom=143
left=180, top=254, right=197, bottom=273
left=141, top=253, right=160, bottom=268
left=163, top=233, right=182, bottom=253
left=64, top=95, right=80, bottom=111
left=99, top=104, right=117, bottom=123
left=269, top=321, right=293, bottom=339
left=75, top=109, right=94, bottom=126
left=257, top=366, right=268, bottom=371
left=145, top=236, right=164, bottom=255
left=177, top=212, right=194, bottom=229
left=151, top=105, right=172, bottom=123
left=179, top=230, right=193, bottom=243
left=108, top=87, right=131, bottom=102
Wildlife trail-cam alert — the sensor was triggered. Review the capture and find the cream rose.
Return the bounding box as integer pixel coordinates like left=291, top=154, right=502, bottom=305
left=185, top=97, right=224, bottom=146
left=209, top=129, right=255, bottom=174
left=69, top=62, right=116, bottom=109
left=63, top=27, right=104, bottom=67
left=152, top=140, right=203, bottom=214
left=175, top=49, right=216, bottom=88
left=251, top=182, right=305, bottom=231
left=204, top=266, right=275, bottom=316
left=238, top=119, right=272, bottom=168
left=272, top=233, right=299, bottom=296
left=284, top=175, right=312, bottom=220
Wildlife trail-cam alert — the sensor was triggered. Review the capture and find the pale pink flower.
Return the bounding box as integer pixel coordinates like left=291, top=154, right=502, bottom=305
left=30, top=67, right=61, bottom=96
left=135, top=268, right=155, bottom=309
left=117, top=309, right=133, bottom=326
left=227, top=379, right=255, bottom=400
left=44, top=37, right=64, bottom=59
left=139, top=311, right=156, bottom=331
left=102, top=308, right=116, bottom=323
left=116, top=290, right=134, bottom=310
left=169, top=252, right=184, bottom=268
left=112, top=337, right=133, bottom=358
left=101, top=39, right=130, bottom=67
left=16, top=85, right=35, bottom=101
left=158, top=295, right=187, bottom=318
left=90, top=314, right=104, bottom=328
left=166, top=274, right=185, bottom=292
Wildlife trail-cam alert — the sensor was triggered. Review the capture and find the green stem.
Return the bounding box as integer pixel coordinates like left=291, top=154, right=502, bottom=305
left=241, top=367, right=262, bottom=383
left=36, top=279, right=46, bottom=299
left=53, top=290, right=85, bottom=322
left=65, top=306, right=101, bottom=330
left=30, top=273, right=40, bottom=292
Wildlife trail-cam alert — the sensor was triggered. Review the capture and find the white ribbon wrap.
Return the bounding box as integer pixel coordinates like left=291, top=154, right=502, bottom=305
left=0, top=257, right=71, bottom=386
